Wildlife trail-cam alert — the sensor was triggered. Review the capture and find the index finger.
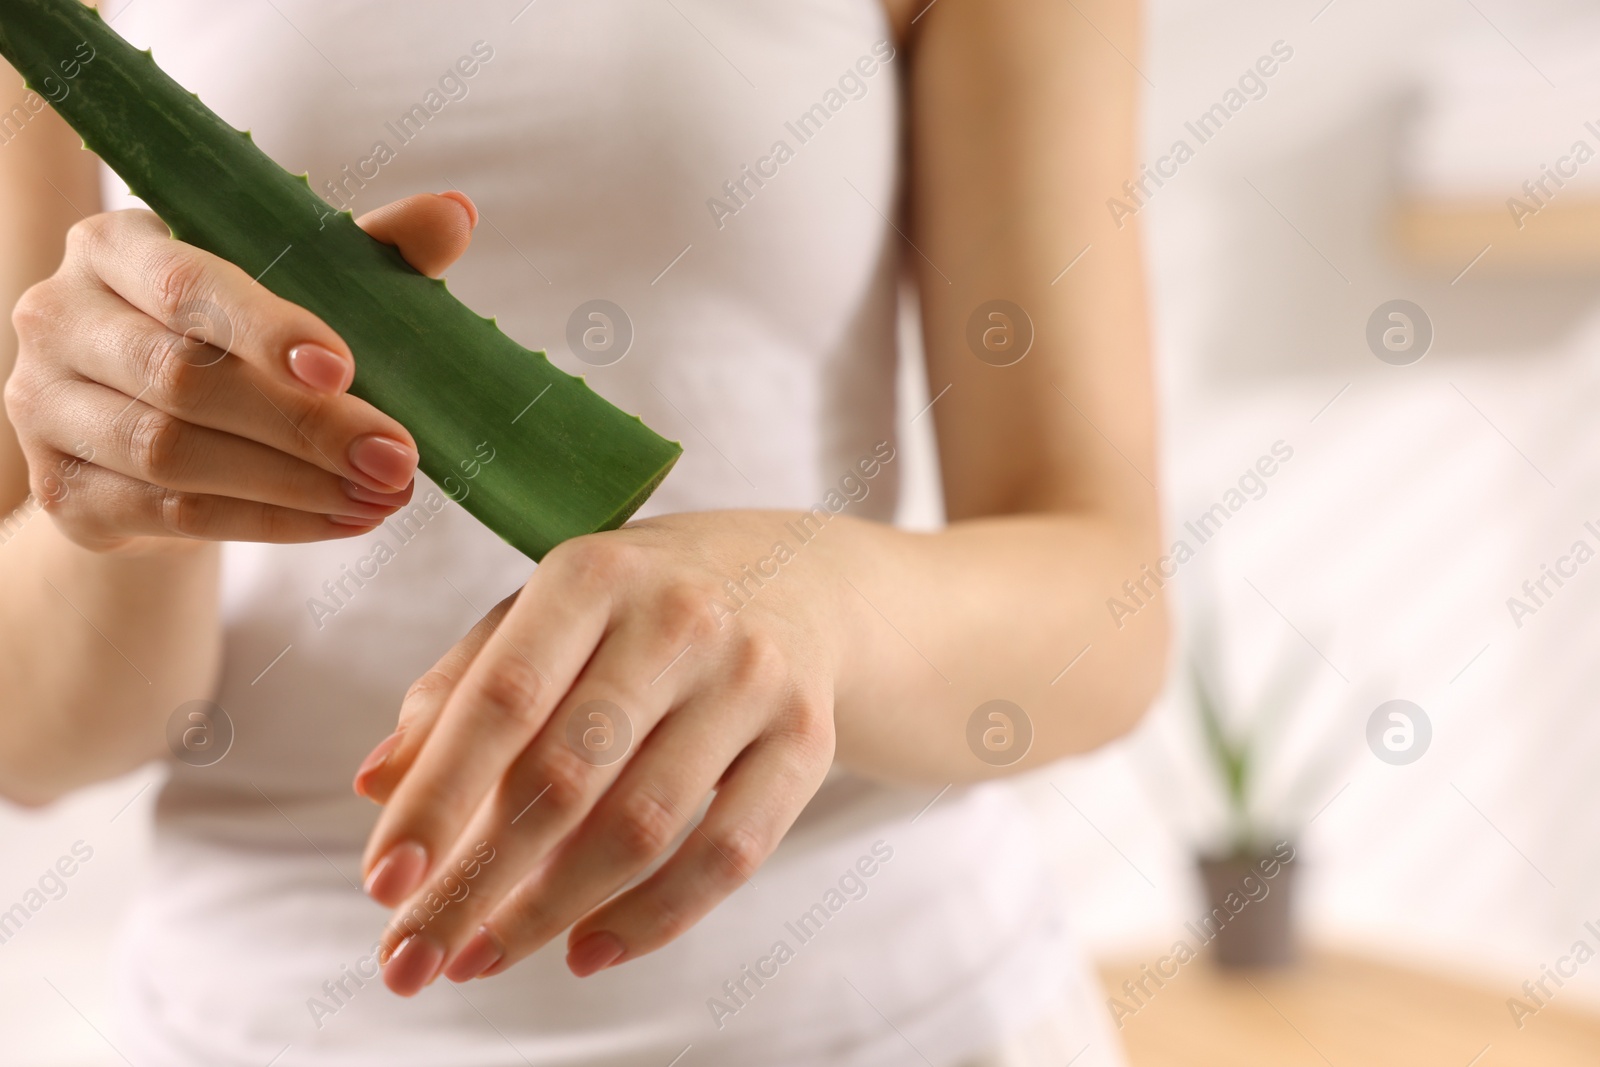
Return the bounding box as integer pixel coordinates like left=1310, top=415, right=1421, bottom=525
left=68, top=211, right=358, bottom=388
left=359, top=552, right=616, bottom=904
left=355, top=591, right=520, bottom=805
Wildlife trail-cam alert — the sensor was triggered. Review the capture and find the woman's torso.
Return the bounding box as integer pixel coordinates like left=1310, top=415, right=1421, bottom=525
left=102, top=3, right=1096, bottom=1064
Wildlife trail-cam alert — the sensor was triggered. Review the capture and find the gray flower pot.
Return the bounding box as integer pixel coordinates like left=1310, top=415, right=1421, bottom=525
left=1196, top=845, right=1298, bottom=969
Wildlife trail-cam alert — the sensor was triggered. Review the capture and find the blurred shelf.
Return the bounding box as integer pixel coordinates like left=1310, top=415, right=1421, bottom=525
left=1100, top=949, right=1600, bottom=1067
left=1393, top=197, right=1600, bottom=273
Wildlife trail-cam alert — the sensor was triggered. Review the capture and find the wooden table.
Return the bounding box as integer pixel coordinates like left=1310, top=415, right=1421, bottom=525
left=1100, top=950, right=1600, bottom=1067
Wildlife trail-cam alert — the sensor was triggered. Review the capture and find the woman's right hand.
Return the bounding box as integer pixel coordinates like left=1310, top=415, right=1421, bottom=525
left=3, top=192, right=478, bottom=553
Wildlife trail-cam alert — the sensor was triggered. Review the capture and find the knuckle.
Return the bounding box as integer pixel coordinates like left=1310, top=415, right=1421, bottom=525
left=157, top=486, right=212, bottom=538
left=707, top=821, right=769, bottom=884
left=148, top=249, right=209, bottom=326
left=63, top=213, right=110, bottom=264
left=254, top=501, right=304, bottom=542
left=495, top=891, right=557, bottom=943
left=525, top=743, right=596, bottom=816
left=726, top=631, right=788, bottom=691
left=139, top=329, right=211, bottom=413
left=10, top=280, right=59, bottom=343
left=654, top=582, right=716, bottom=648
left=2, top=365, right=39, bottom=427
left=403, top=668, right=455, bottom=710
left=774, top=695, right=837, bottom=760
left=124, top=406, right=188, bottom=482
left=612, top=789, right=681, bottom=861
left=467, top=656, right=548, bottom=732
left=549, top=535, right=637, bottom=591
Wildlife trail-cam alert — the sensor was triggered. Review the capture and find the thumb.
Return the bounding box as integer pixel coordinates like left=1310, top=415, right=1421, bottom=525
left=356, top=191, right=478, bottom=278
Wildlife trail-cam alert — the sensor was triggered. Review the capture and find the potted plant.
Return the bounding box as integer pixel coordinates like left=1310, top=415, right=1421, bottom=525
left=1190, top=651, right=1303, bottom=968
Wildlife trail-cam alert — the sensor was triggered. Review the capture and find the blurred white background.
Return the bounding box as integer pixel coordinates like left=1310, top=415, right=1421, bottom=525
left=7, top=0, right=1600, bottom=1062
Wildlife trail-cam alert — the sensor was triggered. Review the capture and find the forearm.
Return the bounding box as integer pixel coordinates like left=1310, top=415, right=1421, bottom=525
left=0, top=57, right=224, bottom=804
left=822, top=510, right=1165, bottom=783
left=0, top=520, right=222, bottom=804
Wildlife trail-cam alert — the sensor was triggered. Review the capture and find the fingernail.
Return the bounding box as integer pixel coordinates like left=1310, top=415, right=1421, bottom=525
left=566, top=931, right=625, bottom=978
left=384, top=934, right=445, bottom=997
left=445, top=927, right=503, bottom=983
left=349, top=435, right=418, bottom=492
left=439, top=190, right=479, bottom=229
left=353, top=731, right=403, bottom=796
left=342, top=478, right=413, bottom=507
left=287, top=343, right=352, bottom=394
left=364, top=841, right=428, bottom=907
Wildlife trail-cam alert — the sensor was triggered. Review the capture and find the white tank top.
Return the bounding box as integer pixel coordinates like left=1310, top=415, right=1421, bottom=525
left=100, top=4, right=1106, bottom=1064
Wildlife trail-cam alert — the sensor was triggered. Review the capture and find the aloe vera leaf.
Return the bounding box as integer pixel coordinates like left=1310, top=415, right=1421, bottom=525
left=0, top=0, right=681, bottom=561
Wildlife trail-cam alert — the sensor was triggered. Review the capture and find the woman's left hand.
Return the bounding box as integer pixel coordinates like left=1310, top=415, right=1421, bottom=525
left=353, top=511, right=843, bottom=995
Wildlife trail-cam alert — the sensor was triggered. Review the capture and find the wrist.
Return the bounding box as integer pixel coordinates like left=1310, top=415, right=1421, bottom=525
left=802, top=513, right=903, bottom=712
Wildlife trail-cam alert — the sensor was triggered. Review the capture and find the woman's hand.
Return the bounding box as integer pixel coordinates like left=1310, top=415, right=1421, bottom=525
left=354, top=511, right=843, bottom=994
left=3, top=192, right=478, bottom=553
